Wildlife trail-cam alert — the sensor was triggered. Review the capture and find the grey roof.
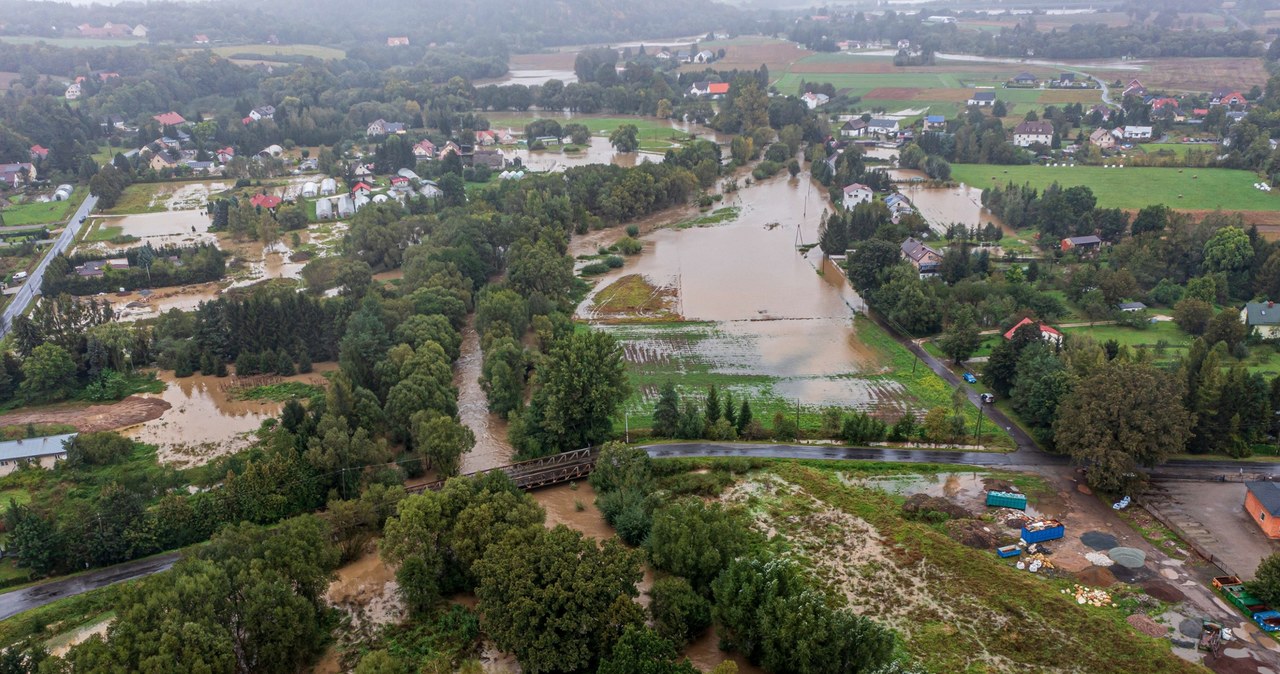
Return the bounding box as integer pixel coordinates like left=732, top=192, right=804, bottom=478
left=971, top=92, right=996, bottom=101
left=1248, top=481, right=1280, bottom=514
left=1117, top=301, right=1147, bottom=310
left=1014, top=120, right=1055, bottom=136
left=0, top=433, right=75, bottom=462
left=1244, top=302, right=1280, bottom=327
left=900, top=237, right=940, bottom=263
left=867, top=118, right=898, bottom=129
left=1065, top=235, right=1101, bottom=245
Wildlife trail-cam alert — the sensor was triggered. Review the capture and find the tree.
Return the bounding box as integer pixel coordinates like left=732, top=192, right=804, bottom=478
left=411, top=413, right=475, bottom=478
left=1203, top=226, right=1253, bottom=298
left=652, top=382, right=681, bottom=438
left=650, top=576, right=712, bottom=647
left=598, top=626, right=699, bottom=674
left=610, top=124, right=641, bottom=153
left=1053, top=361, right=1192, bottom=493
left=474, top=526, right=645, bottom=673
left=6, top=501, right=61, bottom=574
left=647, top=500, right=753, bottom=593
left=1173, top=298, right=1214, bottom=335
left=992, top=99, right=1007, bottom=117
left=354, top=651, right=412, bottom=674
left=516, top=331, right=630, bottom=456
left=704, top=385, right=721, bottom=425
left=1010, top=343, right=1070, bottom=429
left=1131, top=204, right=1170, bottom=236
left=1202, top=308, right=1248, bottom=352
left=736, top=399, right=753, bottom=436
left=938, top=306, right=981, bottom=364
left=19, top=343, right=76, bottom=402
left=1248, top=553, right=1280, bottom=608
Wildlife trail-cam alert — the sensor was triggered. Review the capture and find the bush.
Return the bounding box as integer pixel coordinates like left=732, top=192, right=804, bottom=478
left=605, top=255, right=625, bottom=269
left=771, top=412, right=799, bottom=441
left=595, top=488, right=652, bottom=545
left=616, top=237, right=643, bottom=255
left=580, top=262, right=610, bottom=276
left=650, top=576, right=712, bottom=646
left=625, top=224, right=640, bottom=237
left=65, top=431, right=135, bottom=467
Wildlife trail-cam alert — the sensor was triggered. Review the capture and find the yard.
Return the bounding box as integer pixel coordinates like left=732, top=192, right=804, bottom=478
left=1, top=189, right=82, bottom=226
left=949, top=165, right=1279, bottom=212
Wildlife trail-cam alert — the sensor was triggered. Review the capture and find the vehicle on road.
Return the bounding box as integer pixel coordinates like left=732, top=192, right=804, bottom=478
left=980, top=392, right=995, bottom=404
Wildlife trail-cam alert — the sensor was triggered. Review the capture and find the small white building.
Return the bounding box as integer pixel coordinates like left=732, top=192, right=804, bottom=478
left=0, top=433, right=76, bottom=477
left=867, top=118, right=900, bottom=136
left=301, top=181, right=318, bottom=197
left=65, top=82, right=82, bottom=100
left=968, top=91, right=996, bottom=107
left=800, top=92, right=830, bottom=109
left=320, top=178, right=337, bottom=195
left=842, top=183, right=873, bottom=210
left=1122, top=126, right=1153, bottom=140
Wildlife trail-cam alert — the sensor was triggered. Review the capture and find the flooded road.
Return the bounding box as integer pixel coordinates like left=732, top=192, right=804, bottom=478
left=455, top=316, right=515, bottom=475
left=125, top=365, right=334, bottom=467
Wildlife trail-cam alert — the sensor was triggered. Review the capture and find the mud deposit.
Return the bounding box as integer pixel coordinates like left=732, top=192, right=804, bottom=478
left=0, top=395, right=170, bottom=432
left=325, top=550, right=404, bottom=630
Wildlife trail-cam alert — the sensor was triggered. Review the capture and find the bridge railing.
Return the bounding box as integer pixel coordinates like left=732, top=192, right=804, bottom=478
left=407, top=446, right=599, bottom=493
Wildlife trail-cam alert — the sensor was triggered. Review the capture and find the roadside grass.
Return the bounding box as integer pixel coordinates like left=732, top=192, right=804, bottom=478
left=0, top=424, right=76, bottom=440
left=207, top=43, right=345, bottom=60
left=765, top=463, right=1202, bottom=674
left=1, top=190, right=81, bottom=226
left=81, top=222, right=123, bottom=243
left=0, top=582, right=124, bottom=649
left=950, top=165, right=1278, bottom=212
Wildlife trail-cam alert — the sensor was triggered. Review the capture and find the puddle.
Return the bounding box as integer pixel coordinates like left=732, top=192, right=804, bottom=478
left=534, top=482, right=614, bottom=540
left=124, top=365, right=335, bottom=467
left=80, top=210, right=216, bottom=255
left=456, top=317, right=515, bottom=475
left=852, top=471, right=1059, bottom=520
left=46, top=615, right=111, bottom=657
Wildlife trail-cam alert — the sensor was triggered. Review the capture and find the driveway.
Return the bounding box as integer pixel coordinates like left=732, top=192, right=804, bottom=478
left=1147, top=481, right=1280, bottom=580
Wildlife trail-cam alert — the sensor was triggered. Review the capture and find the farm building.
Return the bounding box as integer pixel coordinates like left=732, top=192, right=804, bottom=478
left=1245, top=482, right=1280, bottom=538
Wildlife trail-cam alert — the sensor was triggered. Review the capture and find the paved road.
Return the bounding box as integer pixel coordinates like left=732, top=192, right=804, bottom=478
left=0, top=193, right=97, bottom=338
left=0, top=552, right=178, bottom=621
left=646, top=443, right=1063, bottom=466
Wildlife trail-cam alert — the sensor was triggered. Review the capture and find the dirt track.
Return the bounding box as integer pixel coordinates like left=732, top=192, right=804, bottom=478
left=0, top=396, right=171, bottom=433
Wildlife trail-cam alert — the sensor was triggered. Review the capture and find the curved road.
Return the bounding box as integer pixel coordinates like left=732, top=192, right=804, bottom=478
left=0, top=193, right=97, bottom=337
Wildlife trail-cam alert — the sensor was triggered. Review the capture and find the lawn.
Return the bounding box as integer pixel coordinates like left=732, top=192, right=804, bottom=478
left=950, top=165, right=1280, bottom=212
left=1, top=189, right=81, bottom=226
left=81, top=222, right=123, bottom=243
left=207, top=43, right=345, bottom=60
left=1061, top=320, right=1192, bottom=350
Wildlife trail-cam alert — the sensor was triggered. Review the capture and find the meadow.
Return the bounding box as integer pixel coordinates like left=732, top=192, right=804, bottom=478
left=949, top=165, right=1279, bottom=212
left=1, top=189, right=82, bottom=226
left=206, top=43, right=346, bottom=60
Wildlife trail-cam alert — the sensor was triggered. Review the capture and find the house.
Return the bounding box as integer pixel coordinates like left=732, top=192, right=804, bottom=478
left=193, top=34, right=210, bottom=44
left=76, top=260, right=106, bottom=277
left=29, top=145, right=48, bottom=161
left=153, top=111, right=186, bottom=127
left=1060, top=235, right=1102, bottom=253
left=420, top=183, right=443, bottom=199
left=1090, top=104, right=1112, bottom=121
left=100, top=115, right=127, bottom=132
left=0, top=433, right=76, bottom=477
left=97, top=72, right=120, bottom=82
left=676, top=50, right=691, bottom=63
left=1058, top=73, right=1076, bottom=85
left=472, top=149, right=505, bottom=170
left=896, top=39, right=911, bottom=50
left=475, top=130, right=498, bottom=146
left=1117, top=301, right=1147, bottom=312
left=883, top=193, right=912, bottom=216
left=693, top=50, right=716, bottom=64
left=840, top=119, right=868, bottom=138
left=1245, top=482, right=1280, bottom=538
left=841, top=183, right=873, bottom=210
left=387, top=36, right=410, bottom=47
left=64, top=82, right=82, bottom=100
left=320, top=178, right=337, bottom=195
left=1149, top=97, right=1179, bottom=113
left=397, top=168, right=421, bottom=181
left=1088, top=127, right=1116, bottom=150
left=1210, top=88, right=1247, bottom=107
left=390, top=176, right=410, bottom=189
left=149, top=151, right=179, bottom=171
left=690, top=82, right=730, bottom=98
left=0, top=162, right=35, bottom=188
left=301, top=182, right=318, bottom=197
left=1012, top=72, right=1037, bottom=85
left=1226, top=111, right=1248, bottom=123
left=315, top=198, right=334, bottom=220
left=923, top=115, right=946, bottom=131
left=655, top=49, right=672, bottom=60
left=438, top=141, right=463, bottom=159
left=249, top=105, right=275, bottom=121
left=1240, top=301, right=1280, bottom=339
left=106, top=258, right=129, bottom=270
left=1122, top=79, right=1146, bottom=98
left=352, top=182, right=373, bottom=196
left=968, top=91, right=996, bottom=107
left=249, top=194, right=282, bottom=209
left=867, top=118, right=900, bottom=136
left=216, top=147, right=236, bottom=164
left=184, top=160, right=216, bottom=174
left=1012, top=120, right=1054, bottom=147
left=1122, top=126, right=1152, bottom=140
left=1003, top=317, right=1063, bottom=345
left=900, top=237, right=942, bottom=276
left=800, top=92, right=829, bottom=109
left=132, top=25, right=148, bottom=38
left=367, top=119, right=406, bottom=137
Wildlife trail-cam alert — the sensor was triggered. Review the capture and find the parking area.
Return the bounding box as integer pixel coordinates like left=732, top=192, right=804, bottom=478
left=1148, top=481, right=1280, bottom=580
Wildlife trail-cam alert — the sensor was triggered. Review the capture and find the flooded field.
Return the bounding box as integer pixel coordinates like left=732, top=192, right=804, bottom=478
left=887, top=169, right=1024, bottom=243
left=81, top=209, right=215, bottom=254
left=124, top=365, right=334, bottom=467
left=512, top=143, right=659, bottom=172
left=852, top=471, right=1067, bottom=520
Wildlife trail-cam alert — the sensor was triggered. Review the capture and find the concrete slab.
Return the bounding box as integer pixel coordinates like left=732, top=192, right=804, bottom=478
left=1150, top=481, right=1280, bottom=580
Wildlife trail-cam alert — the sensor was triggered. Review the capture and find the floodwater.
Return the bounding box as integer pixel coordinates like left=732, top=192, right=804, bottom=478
left=512, top=142, right=658, bottom=172
left=455, top=316, right=516, bottom=475
left=124, top=365, right=335, bottom=467
left=486, top=68, right=579, bottom=86
left=853, top=471, right=1065, bottom=519
left=107, top=281, right=224, bottom=321
left=46, top=615, right=112, bottom=657
left=685, top=626, right=765, bottom=674
left=83, top=209, right=215, bottom=252
left=888, top=168, right=1016, bottom=237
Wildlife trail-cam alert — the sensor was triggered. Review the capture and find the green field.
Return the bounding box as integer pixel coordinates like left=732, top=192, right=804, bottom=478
left=101, top=183, right=169, bottom=215
left=486, top=114, right=679, bottom=139
left=950, top=165, right=1279, bottom=211
left=0, top=35, right=145, bottom=48
left=207, top=43, right=346, bottom=60
left=0, top=189, right=81, bottom=226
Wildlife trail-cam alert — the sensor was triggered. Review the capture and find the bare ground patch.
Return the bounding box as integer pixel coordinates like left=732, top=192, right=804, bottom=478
left=864, top=87, right=922, bottom=100
left=0, top=396, right=171, bottom=433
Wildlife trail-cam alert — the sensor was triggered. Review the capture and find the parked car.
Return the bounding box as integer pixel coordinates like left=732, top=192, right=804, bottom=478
left=980, top=393, right=995, bottom=404
left=963, top=372, right=977, bottom=384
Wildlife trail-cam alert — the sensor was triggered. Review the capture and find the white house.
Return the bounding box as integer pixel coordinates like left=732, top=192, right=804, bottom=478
left=867, top=118, right=900, bottom=136
left=1242, top=302, right=1280, bottom=339
left=132, top=24, right=148, bottom=38
left=1122, top=126, right=1153, bottom=140
left=0, top=433, right=76, bottom=477
left=840, top=119, right=868, bottom=138
left=65, top=82, right=82, bottom=100
left=968, top=91, right=996, bottom=107
left=249, top=105, right=276, bottom=121
left=842, top=183, right=873, bottom=210
left=693, top=50, right=716, bottom=64
left=800, top=92, right=830, bottom=109
left=1012, top=120, right=1054, bottom=147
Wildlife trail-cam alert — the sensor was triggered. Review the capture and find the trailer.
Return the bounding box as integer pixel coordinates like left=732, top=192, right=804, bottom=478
left=986, top=491, right=1027, bottom=510
left=1020, top=519, right=1064, bottom=544
left=996, top=544, right=1021, bottom=558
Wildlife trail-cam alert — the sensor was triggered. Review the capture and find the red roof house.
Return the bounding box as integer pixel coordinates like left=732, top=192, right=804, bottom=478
left=708, top=82, right=730, bottom=95
left=153, top=111, right=186, bottom=126
left=249, top=194, right=282, bottom=209
left=352, top=182, right=373, bottom=194
left=29, top=145, right=48, bottom=160
left=1003, top=317, right=1063, bottom=344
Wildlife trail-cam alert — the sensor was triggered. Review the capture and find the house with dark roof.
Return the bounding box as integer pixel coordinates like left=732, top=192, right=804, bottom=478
left=1012, top=120, right=1054, bottom=147
left=1117, top=301, right=1147, bottom=312
left=1240, top=302, right=1280, bottom=339
left=1060, top=235, right=1102, bottom=254
left=967, top=91, right=996, bottom=107
left=1011, top=72, right=1037, bottom=85
left=840, top=119, right=868, bottom=138
left=1210, top=88, right=1247, bottom=107
left=1246, top=482, right=1280, bottom=538
left=900, top=237, right=942, bottom=276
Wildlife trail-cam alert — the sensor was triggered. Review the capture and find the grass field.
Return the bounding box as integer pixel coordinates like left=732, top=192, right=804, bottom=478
left=0, top=35, right=145, bottom=48
left=486, top=114, right=677, bottom=139
left=82, top=222, right=123, bottom=243
left=101, top=183, right=169, bottom=215
left=950, top=165, right=1278, bottom=211
left=207, top=43, right=345, bottom=60
left=1, top=189, right=81, bottom=226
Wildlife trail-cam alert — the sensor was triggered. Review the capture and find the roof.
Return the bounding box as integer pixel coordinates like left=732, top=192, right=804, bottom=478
left=842, top=119, right=867, bottom=130
left=1248, top=482, right=1280, bottom=514
left=970, top=92, right=996, bottom=101
left=925, top=115, right=945, bottom=123
left=1243, top=302, right=1280, bottom=327
left=153, top=111, right=186, bottom=126
left=1003, top=317, right=1062, bottom=340
left=1089, top=128, right=1112, bottom=140
left=900, top=237, right=940, bottom=263
left=1064, top=235, right=1102, bottom=245
left=708, top=82, right=730, bottom=95
left=249, top=194, right=282, bottom=209
left=1014, top=120, right=1055, bottom=136
left=1014, top=71, right=1036, bottom=81
left=868, top=118, right=898, bottom=129
left=0, top=433, right=75, bottom=462
left=843, top=183, right=871, bottom=194
left=1118, top=301, right=1147, bottom=310
left=352, top=182, right=373, bottom=191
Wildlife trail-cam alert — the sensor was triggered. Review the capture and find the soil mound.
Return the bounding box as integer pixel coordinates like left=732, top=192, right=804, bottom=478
left=0, top=395, right=171, bottom=433
left=945, top=520, right=1000, bottom=549
left=1075, top=566, right=1117, bottom=587
left=1205, top=653, right=1265, bottom=674
left=903, top=493, right=974, bottom=520
left=1127, top=614, right=1168, bottom=638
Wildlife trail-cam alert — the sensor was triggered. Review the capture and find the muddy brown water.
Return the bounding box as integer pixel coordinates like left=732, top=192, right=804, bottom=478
left=887, top=169, right=1016, bottom=237
left=455, top=316, right=516, bottom=475
left=124, top=365, right=335, bottom=467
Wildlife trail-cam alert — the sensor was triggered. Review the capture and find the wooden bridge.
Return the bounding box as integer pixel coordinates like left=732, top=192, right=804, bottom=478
left=407, top=447, right=599, bottom=494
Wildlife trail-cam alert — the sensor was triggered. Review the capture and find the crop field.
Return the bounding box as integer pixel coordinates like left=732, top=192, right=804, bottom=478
left=1081, top=57, right=1268, bottom=93
left=690, top=36, right=812, bottom=74
left=207, top=43, right=346, bottom=60
left=949, top=165, right=1279, bottom=212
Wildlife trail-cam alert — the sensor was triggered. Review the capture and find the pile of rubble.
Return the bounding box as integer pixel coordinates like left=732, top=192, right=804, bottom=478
left=1066, top=584, right=1116, bottom=607
left=1016, top=553, right=1055, bottom=573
